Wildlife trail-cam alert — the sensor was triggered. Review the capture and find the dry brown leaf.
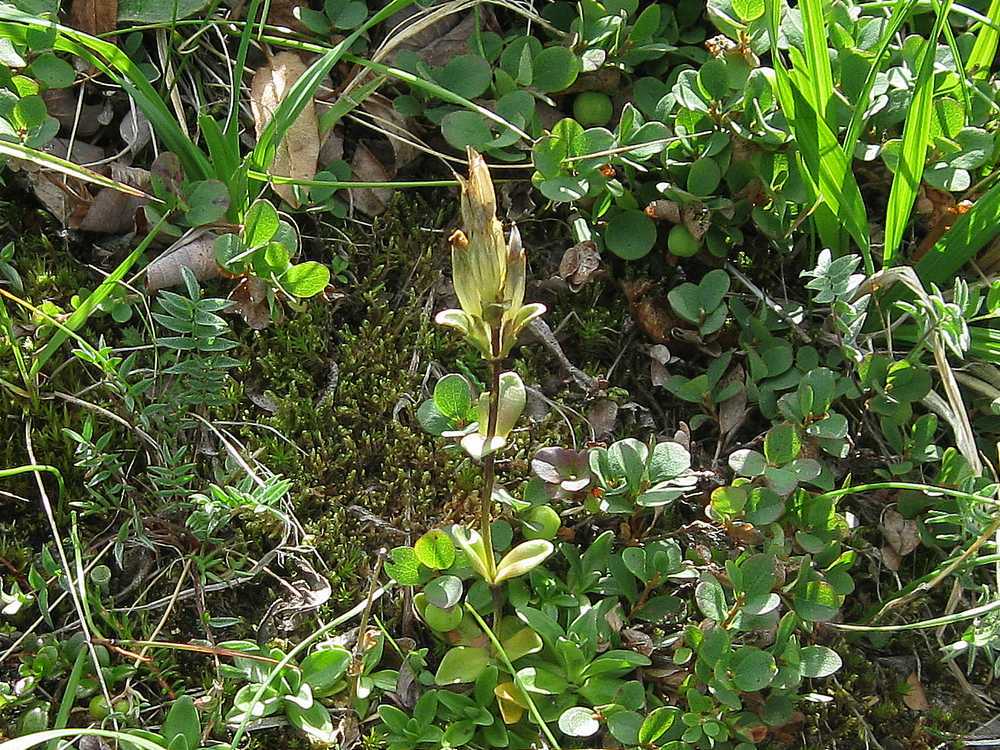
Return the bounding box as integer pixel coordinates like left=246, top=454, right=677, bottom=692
left=265, top=0, right=308, bottom=32
left=120, top=109, right=152, bottom=154
left=250, top=52, right=319, bottom=208
left=70, top=162, right=149, bottom=234
left=229, top=276, right=272, bottom=330
left=882, top=508, right=920, bottom=558
left=385, top=8, right=481, bottom=67
left=683, top=203, right=712, bottom=240
left=151, top=152, right=184, bottom=196
left=559, top=240, right=601, bottom=291
left=146, top=232, right=222, bottom=292
left=623, top=279, right=675, bottom=344
left=69, top=0, right=117, bottom=38
left=587, top=398, right=618, bottom=440
left=15, top=138, right=105, bottom=225
left=349, top=140, right=393, bottom=216
left=718, top=364, right=748, bottom=439
left=903, top=672, right=930, bottom=711
left=318, top=128, right=344, bottom=166
left=360, top=94, right=419, bottom=168
left=645, top=199, right=681, bottom=223
left=881, top=544, right=902, bottom=572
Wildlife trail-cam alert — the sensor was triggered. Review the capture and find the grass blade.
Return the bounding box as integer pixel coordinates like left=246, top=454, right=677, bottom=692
left=912, top=178, right=1000, bottom=288
left=0, top=299, right=29, bottom=391
left=200, top=114, right=247, bottom=214
left=29, top=213, right=170, bottom=376
left=765, top=0, right=872, bottom=272
left=0, top=9, right=210, bottom=180
left=318, top=74, right=385, bottom=134
left=967, top=0, right=1000, bottom=77
left=225, top=0, right=264, bottom=152
left=0, top=140, right=152, bottom=199
left=799, top=0, right=834, bottom=123
left=882, top=1, right=952, bottom=266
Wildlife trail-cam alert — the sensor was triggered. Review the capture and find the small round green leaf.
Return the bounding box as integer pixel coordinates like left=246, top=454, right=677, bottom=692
left=698, top=57, right=730, bottom=99
left=733, top=0, right=765, bottom=21
left=384, top=546, right=422, bottom=585
left=731, top=647, right=776, bottom=692
left=244, top=199, right=280, bottom=249
left=300, top=647, right=351, bottom=694
left=282, top=261, right=330, bottom=298
left=531, top=46, right=580, bottom=92
left=638, top=706, right=679, bottom=744
left=424, top=574, right=463, bottom=609
left=764, top=423, right=801, bottom=466
left=688, top=157, right=722, bottom=196
left=433, top=374, right=473, bottom=420
left=436, top=55, right=492, bottom=99
left=29, top=53, right=75, bottom=89
left=414, top=529, right=456, bottom=570
left=605, top=209, right=657, bottom=260
left=799, top=645, right=843, bottom=678
left=441, top=110, right=493, bottom=150
left=435, top=646, right=490, bottom=685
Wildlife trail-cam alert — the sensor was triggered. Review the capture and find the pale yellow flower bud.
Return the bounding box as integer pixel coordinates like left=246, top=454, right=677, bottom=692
left=436, top=149, right=546, bottom=359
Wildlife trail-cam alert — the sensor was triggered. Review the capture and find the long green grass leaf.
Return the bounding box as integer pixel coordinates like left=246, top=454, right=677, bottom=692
left=226, top=0, right=263, bottom=152
left=765, top=0, right=872, bottom=272
left=0, top=140, right=151, bottom=199
left=318, top=74, right=385, bottom=134
left=30, top=213, right=169, bottom=376
left=969, top=0, right=1000, bottom=78
left=246, top=171, right=458, bottom=189
left=882, top=1, right=952, bottom=265
left=0, top=9, right=210, bottom=180
left=799, top=0, right=834, bottom=123
left=200, top=115, right=247, bottom=214
left=0, top=299, right=30, bottom=391
left=911, top=159, right=1000, bottom=283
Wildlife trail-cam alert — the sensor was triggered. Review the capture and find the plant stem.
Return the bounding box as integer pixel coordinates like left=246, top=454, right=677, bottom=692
left=480, top=354, right=502, bottom=581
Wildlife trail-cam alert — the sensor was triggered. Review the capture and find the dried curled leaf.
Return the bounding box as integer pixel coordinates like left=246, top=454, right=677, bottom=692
left=559, top=240, right=600, bottom=291
left=251, top=52, right=319, bottom=208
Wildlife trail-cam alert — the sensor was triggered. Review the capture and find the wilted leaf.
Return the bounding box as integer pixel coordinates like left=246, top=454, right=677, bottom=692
left=903, top=672, right=929, bottom=711
left=251, top=52, right=319, bottom=208
left=882, top=509, right=920, bottom=558
left=718, top=364, right=747, bottom=438
left=146, top=232, right=221, bottom=292
left=230, top=276, right=272, bottom=330
left=361, top=94, right=419, bottom=168
left=349, top=141, right=393, bottom=216
left=386, top=8, right=483, bottom=68
left=559, top=240, right=600, bottom=290
left=587, top=398, right=618, bottom=440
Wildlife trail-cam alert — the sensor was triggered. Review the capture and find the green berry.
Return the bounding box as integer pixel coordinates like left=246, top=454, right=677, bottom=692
left=573, top=92, right=614, bottom=127
left=668, top=225, right=701, bottom=257
left=88, top=695, right=111, bottom=720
